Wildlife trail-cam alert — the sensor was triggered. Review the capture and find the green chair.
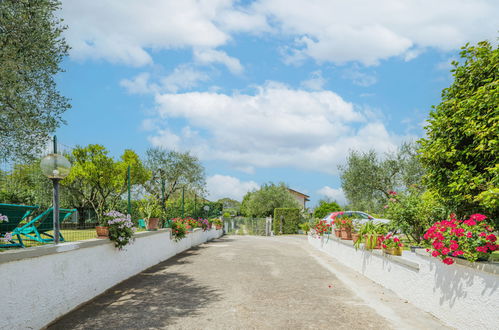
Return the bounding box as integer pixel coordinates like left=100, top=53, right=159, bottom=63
left=137, top=219, right=146, bottom=229
left=0, top=203, right=39, bottom=248
left=13, top=207, right=76, bottom=243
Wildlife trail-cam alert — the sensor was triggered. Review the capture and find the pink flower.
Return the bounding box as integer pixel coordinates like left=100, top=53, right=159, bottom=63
left=441, top=247, right=450, bottom=255
left=486, top=243, right=498, bottom=251
left=479, top=232, right=487, bottom=237
left=389, top=190, right=397, bottom=196
left=466, top=232, right=473, bottom=238
left=431, top=250, right=440, bottom=257
left=394, top=237, right=400, bottom=243
left=433, top=241, right=444, bottom=250
left=442, top=257, right=454, bottom=265
left=475, top=246, right=488, bottom=253
left=453, top=250, right=464, bottom=256
left=463, top=219, right=476, bottom=226
left=449, top=242, right=459, bottom=250
left=469, top=214, right=487, bottom=222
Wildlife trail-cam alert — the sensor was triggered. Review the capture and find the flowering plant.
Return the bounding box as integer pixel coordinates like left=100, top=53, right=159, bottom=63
left=0, top=214, right=11, bottom=243
left=336, top=217, right=353, bottom=230
left=381, top=233, right=403, bottom=249
left=210, top=218, right=223, bottom=229
left=104, top=211, right=136, bottom=250
left=184, top=217, right=199, bottom=230
left=197, top=218, right=210, bottom=231
left=0, top=214, right=8, bottom=223
left=170, top=218, right=188, bottom=241
left=314, top=220, right=331, bottom=237
left=423, top=214, right=497, bottom=265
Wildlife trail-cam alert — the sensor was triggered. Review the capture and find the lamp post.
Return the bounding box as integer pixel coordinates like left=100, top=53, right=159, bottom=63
left=40, top=151, right=71, bottom=244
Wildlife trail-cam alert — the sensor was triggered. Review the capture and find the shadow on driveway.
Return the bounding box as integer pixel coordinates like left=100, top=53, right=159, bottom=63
left=48, top=250, right=222, bottom=329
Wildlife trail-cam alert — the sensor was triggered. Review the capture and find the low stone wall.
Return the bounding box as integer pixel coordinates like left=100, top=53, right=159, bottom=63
left=0, top=228, right=223, bottom=330
left=308, top=234, right=499, bottom=330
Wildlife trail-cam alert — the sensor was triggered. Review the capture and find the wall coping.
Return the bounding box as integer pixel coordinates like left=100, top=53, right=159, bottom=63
left=318, top=234, right=420, bottom=270
left=0, top=228, right=173, bottom=264
left=315, top=233, right=499, bottom=275
left=414, top=248, right=499, bottom=275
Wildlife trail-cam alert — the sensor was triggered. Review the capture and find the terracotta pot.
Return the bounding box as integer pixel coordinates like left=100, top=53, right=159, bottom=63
left=147, top=218, right=160, bottom=231
left=340, top=228, right=352, bottom=240
left=351, top=233, right=360, bottom=242
left=95, top=226, right=109, bottom=238
left=383, top=246, right=403, bottom=256
left=215, top=225, right=222, bottom=230
left=334, top=229, right=341, bottom=238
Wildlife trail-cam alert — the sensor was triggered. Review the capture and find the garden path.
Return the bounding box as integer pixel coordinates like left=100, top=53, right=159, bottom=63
left=47, top=235, right=449, bottom=329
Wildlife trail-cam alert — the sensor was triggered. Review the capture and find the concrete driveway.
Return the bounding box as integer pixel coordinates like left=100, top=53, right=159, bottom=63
left=47, top=235, right=448, bottom=329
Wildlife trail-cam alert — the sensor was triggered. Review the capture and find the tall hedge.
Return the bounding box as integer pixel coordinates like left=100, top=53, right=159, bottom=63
left=273, top=208, right=300, bottom=234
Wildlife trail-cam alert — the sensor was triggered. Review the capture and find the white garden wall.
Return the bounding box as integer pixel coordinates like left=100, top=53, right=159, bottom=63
left=308, top=234, right=499, bottom=330
left=0, top=228, right=223, bottom=330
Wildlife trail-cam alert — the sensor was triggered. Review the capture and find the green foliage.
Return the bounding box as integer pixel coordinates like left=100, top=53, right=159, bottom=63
left=0, top=0, right=70, bottom=161
left=299, top=222, right=311, bottom=234
left=339, top=143, right=424, bottom=213
left=138, top=196, right=162, bottom=219
left=419, top=40, right=498, bottom=223
left=217, top=197, right=241, bottom=216
left=273, top=208, right=300, bottom=234
left=385, top=189, right=448, bottom=243
left=241, top=182, right=300, bottom=217
left=64, top=145, right=150, bottom=223
left=313, top=200, right=341, bottom=218
left=353, top=221, right=387, bottom=250
left=144, top=148, right=206, bottom=210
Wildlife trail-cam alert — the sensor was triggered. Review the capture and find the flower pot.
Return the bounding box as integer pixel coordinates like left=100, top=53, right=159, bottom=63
left=340, top=228, right=352, bottom=240
left=334, top=229, right=341, bottom=238
left=410, top=245, right=424, bottom=253
left=215, top=225, right=222, bottom=230
left=95, top=226, right=109, bottom=238
left=147, top=218, right=160, bottom=231
left=351, top=233, right=360, bottom=243
left=383, top=247, right=403, bottom=256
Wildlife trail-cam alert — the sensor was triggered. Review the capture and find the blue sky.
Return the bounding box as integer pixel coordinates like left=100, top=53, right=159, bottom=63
left=55, top=0, right=498, bottom=206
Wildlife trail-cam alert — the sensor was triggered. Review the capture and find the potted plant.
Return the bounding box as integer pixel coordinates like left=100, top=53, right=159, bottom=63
left=353, top=221, right=386, bottom=250
left=96, top=211, right=114, bottom=238
left=211, top=218, right=223, bottom=230
left=423, top=213, right=498, bottom=265
left=138, top=196, right=162, bottom=231
left=313, top=220, right=331, bottom=238
left=338, top=217, right=353, bottom=240
left=170, top=218, right=187, bottom=241
left=104, top=210, right=136, bottom=249
left=381, top=233, right=404, bottom=256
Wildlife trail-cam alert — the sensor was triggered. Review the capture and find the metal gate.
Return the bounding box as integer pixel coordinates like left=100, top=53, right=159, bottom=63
left=224, top=216, right=273, bottom=236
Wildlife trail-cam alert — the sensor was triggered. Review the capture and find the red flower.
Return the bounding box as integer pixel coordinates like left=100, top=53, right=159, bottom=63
left=442, top=257, right=454, bottom=265
left=479, top=232, right=487, bottom=237
left=466, top=232, right=473, bottom=238
left=431, top=251, right=440, bottom=257
left=453, top=250, right=464, bottom=256
left=394, top=237, right=400, bottom=243
left=449, top=242, right=459, bottom=250
left=486, top=234, right=497, bottom=242
left=441, top=247, right=450, bottom=255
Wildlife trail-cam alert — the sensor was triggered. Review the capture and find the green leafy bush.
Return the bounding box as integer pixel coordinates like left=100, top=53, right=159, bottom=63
left=273, top=208, right=300, bottom=234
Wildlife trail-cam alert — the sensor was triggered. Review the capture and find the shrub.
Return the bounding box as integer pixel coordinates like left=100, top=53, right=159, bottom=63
left=313, top=220, right=331, bottom=237
left=170, top=218, right=188, bottom=241
left=273, top=208, right=300, bottom=234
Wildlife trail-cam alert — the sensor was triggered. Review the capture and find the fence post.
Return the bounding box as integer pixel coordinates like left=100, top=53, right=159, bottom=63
left=279, top=215, right=283, bottom=235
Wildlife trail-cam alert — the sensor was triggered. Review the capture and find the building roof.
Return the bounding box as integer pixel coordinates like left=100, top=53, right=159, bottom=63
left=287, top=188, right=310, bottom=201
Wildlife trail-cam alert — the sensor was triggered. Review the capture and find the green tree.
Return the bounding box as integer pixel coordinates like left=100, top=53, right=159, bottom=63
left=241, top=182, right=300, bottom=217
left=313, top=200, right=341, bottom=219
left=64, top=145, right=150, bottom=223
left=217, top=197, right=241, bottom=216
left=339, top=143, right=424, bottom=213
left=0, top=0, right=70, bottom=161
left=419, top=40, right=498, bottom=222
left=144, top=148, right=206, bottom=211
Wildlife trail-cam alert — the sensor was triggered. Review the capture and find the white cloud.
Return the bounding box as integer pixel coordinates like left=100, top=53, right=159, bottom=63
left=62, top=0, right=498, bottom=67
left=121, top=65, right=209, bottom=95
left=253, top=0, right=499, bottom=65
left=206, top=175, right=260, bottom=201
left=147, top=82, right=407, bottom=174
left=342, top=67, right=377, bottom=87
left=301, top=71, right=326, bottom=90
left=194, top=49, right=244, bottom=74
left=162, top=65, right=210, bottom=92
left=317, top=186, right=347, bottom=205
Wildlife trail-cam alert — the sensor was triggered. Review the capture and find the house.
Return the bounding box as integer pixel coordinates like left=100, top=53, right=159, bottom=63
left=287, top=188, right=310, bottom=209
